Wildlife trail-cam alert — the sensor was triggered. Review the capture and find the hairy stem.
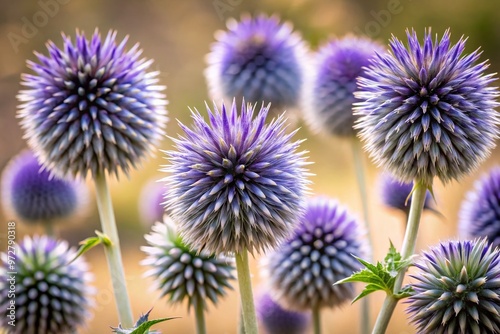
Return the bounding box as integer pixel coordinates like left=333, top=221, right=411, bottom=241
left=94, top=173, right=134, bottom=328
left=235, top=250, right=258, bottom=334
left=371, top=181, right=427, bottom=334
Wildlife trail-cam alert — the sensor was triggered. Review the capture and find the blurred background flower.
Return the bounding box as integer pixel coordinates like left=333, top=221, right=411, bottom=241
left=138, top=177, right=167, bottom=227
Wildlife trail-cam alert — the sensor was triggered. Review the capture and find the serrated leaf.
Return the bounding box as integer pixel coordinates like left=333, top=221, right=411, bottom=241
left=394, top=285, right=415, bottom=300
left=130, top=317, right=178, bottom=334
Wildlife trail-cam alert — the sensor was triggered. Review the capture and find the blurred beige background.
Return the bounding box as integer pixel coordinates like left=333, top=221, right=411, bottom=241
left=1, top=0, right=500, bottom=333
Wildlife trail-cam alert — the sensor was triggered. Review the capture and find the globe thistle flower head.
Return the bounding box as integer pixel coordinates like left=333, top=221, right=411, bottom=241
left=164, top=100, right=310, bottom=255
left=306, top=35, right=384, bottom=137
left=256, top=291, right=310, bottom=334
left=379, top=172, right=434, bottom=214
left=141, top=218, right=235, bottom=310
left=459, top=166, right=500, bottom=248
left=262, top=197, right=367, bottom=311
left=355, top=29, right=499, bottom=186
left=406, top=239, right=500, bottom=334
left=205, top=14, right=307, bottom=113
left=0, top=235, right=94, bottom=334
left=1, top=150, right=88, bottom=225
left=18, top=29, right=168, bottom=179
left=138, top=177, right=167, bottom=227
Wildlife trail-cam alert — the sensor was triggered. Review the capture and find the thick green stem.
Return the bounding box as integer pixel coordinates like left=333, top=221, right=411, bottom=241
left=371, top=181, right=427, bottom=334
left=235, top=250, right=258, bottom=334
left=194, top=298, right=206, bottom=334
left=94, top=173, right=134, bottom=328
left=351, top=139, right=373, bottom=334
left=312, top=305, right=321, bottom=334
left=238, top=306, right=245, bottom=334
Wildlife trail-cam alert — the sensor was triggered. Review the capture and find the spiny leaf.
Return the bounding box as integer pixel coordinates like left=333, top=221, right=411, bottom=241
left=129, top=317, right=178, bottom=334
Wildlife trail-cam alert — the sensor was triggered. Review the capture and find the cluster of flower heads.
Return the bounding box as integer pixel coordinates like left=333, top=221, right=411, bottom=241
left=263, top=197, right=367, bottom=311
left=205, top=14, right=307, bottom=114
left=305, top=35, right=384, bottom=137
left=163, top=100, right=310, bottom=255
left=17, top=29, right=168, bottom=179
left=407, top=239, right=500, bottom=334
left=0, top=235, right=94, bottom=334
left=355, top=29, right=499, bottom=186
left=459, top=166, right=500, bottom=248
left=142, top=218, right=235, bottom=310
left=1, top=150, right=88, bottom=225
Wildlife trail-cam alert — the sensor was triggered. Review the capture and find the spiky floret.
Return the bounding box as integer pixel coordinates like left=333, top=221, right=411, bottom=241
left=459, top=167, right=500, bottom=248
left=379, top=172, right=434, bottom=214
left=262, top=197, right=366, bottom=311
left=305, top=35, right=384, bottom=137
left=1, top=150, right=88, bottom=224
left=141, top=218, right=235, bottom=310
left=355, top=29, right=499, bottom=186
left=406, top=239, right=500, bottom=334
left=205, top=14, right=307, bottom=112
left=163, top=100, right=309, bottom=255
left=17, top=29, right=168, bottom=179
left=0, top=235, right=94, bottom=334
left=256, top=291, right=310, bottom=334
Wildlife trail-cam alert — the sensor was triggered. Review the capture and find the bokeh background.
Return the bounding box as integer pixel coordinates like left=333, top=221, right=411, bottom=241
left=1, top=0, right=500, bottom=333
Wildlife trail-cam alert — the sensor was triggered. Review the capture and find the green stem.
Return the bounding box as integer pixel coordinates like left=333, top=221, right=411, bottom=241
left=371, top=181, right=427, bottom=334
left=93, top=173, right=134, bottom=328
left=235, top=250, right=258, bottom=334
left=351, top=139, right=373, bottom=334
left=238, top=306, right=245, bottom=334
left=194, top=298, right=206, bottom=334
left=312, top=305, right=321, bottom=334
left=44, top=221, right=55, bottom=237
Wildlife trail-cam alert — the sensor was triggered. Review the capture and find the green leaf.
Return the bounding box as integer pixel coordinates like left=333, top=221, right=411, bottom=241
left=111, top=309, right=179, bottom=334
left=394, top=285, right=415, bottom=300
left=68, top=230, right=112, bottom=265
left=129, top=318, right=178, bottom=334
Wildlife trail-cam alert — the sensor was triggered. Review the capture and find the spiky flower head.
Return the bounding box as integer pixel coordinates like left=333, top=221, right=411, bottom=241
left=205, top=14, right=307, bottom=113
left=406, top=239, right=500, bottom=334
left=141, top=218, right=235, bottom=310
left=0, top=235, right=94, bottom=334
left=459, top=167, right=500, bottom=248
left=256, top=291, right=310, bottom=334
left=163, top=100, right=309, bottom=255
left=17, top=29, right=168, bottom=179
left=355, top=29, right=499, bottom=186
left=1, top=150, right=88, bottom=225
left=138, top=178, right=167, bottom=227
left=262, top=197, right=367, bottom=311
left=379, top=172, right=434, bottom=214
left=305, top=35, right=384, bottom=137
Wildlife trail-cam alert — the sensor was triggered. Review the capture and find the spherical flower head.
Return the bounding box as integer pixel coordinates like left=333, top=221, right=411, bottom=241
left=17, top=29, right=168, bottom=179
left=262, top=197, right=367, bottom=311
left=138, top=177, right=167, bottom=227
left=256, top=291, right=310, bottom=334
left=406, top=239, right=500, bottom=334
left=0, top=235, right=94, bottom=334
left=163, top=100, right=310, bottom=255
left=379, top=172, right=434, bottom=214
left=1, top=150, right=88, bottom=225
left=459, top=167, right=500, bottom=248
left=141, top=218, right=235, bottom=310
left=305, top=35, right=384, bottom=137
left=355, top=29, right=499, bottom=186
left=205, top=14, right=308, bottom=113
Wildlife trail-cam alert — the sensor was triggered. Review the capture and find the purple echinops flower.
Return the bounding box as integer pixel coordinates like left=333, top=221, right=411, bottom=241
left=17, top=29, right=168, bottom=179
left=459, top=166, right=500, bottom=248
left=141, top=218, right=235, bottom=310
left=1, top=150, right=88, bottom=225
left=205, top=14, right=307, bottom=113
left=406, top=239, right=500, bottom=334
left=163, top=100, right=309, bottom=255
left=256, top=291, right=310, bottom=334
left=305, top=35, right=384, bottom=137
left=138, top=177, right=167, bottom=227
left=355, top=29, right=499, bottom=186
left=0, top=235, right=94, bottom=334
left=379, top=172, right=435, bottom=214
left=262, top=197, right=367, bottom=311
